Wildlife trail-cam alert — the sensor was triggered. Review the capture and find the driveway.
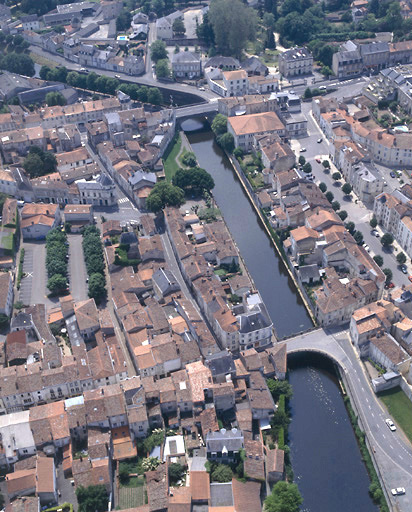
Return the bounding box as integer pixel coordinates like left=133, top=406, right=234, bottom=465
left=68, top=234, right=88, bottom=302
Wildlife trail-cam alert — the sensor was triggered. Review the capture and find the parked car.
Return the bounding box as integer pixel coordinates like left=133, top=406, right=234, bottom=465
left=386, top=282, right=395, bottom=289
left=300, top=147, right=306, bottom=152
left=391, top=488, right=405, bottom=496
left=385, top=418, right=396, bottom=431
left=317, top=138, right=322, bottom=143
left=409, top=275, right=412, bottom=282
left=401, top=265, right=408, bottom=274
left=316, top=158, right=321, bottom=163
left=390, top=171, right=396, bottom=178
left=115, top=74, right=121, bottom=79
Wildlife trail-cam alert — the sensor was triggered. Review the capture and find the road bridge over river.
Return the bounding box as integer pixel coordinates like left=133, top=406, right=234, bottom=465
left=287, top=328, right=412, bottom=512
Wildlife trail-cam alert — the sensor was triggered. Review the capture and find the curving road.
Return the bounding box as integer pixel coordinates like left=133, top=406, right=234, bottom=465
left=287, top=328, right=412, bottom=512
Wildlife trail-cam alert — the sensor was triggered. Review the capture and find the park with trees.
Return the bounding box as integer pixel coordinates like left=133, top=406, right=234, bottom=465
left=46, top=228, right=68, bottom=295
left=82, top=225, right=106, bottom=303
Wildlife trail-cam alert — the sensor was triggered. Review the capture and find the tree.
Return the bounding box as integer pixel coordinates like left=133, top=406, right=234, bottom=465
left=211, top=113, right=228, bottom=136
left=40, top=65, right=51, bottom=80
left=23, top=148, right=56, bottom=178
left=88, top=273, right=106, bottom=302
left=182, top=151, right=197, bottom=167
left=331, top=200, right=340, bottom=211
left=397, top=252, right=407, bottom=265
left=23, top=153, right=43, bottom=178
left=173, top=167, right=215, bottom=196
left=209, top=0, right=258, bottom=58
left=319, top=182, right=327, bottom=193
left=263, top=12, right=276, bottom=28
left=47, top=274, right=67, bottom=294
left=147, top=88, right=163, bottom=106
left=217, top=132, right=235, bottom=152
left=196, top=12, right=215, bottom=47
left=266, top=28, right=276, bottom=49
left=119, top=465, right=130, bottom=484
left=264, top=481, right=303, bottom=512
left=211, top=464, right=233, bottom=482
left=383, top=268, right=393, bottom=285
left=345, top=221, right=355, bottom=235
left=373, top=255, right=384, bottom=267
left=267, top=379, right=293, bottom=401
left=271, top=409, right=290, bottom=430
left=353, top=230, right=364, bottom=245
left=0, top=314, right=9, bottom=330
left=337, top=210, right=348, bottom=221
left=304, top=87, right=312, bottom=99
left=322, top=160, right=330, bottom=169
left=173, top=18, right=186, bottom=36
left=116, top=10, right=132, bottom=31
left=332, top=172, right=341, bottom=180
left=150, top=40, right=168, bottom=62
left=370, top=215, right=378, bottom=228
left=342, top=182, right=352, bottom=195
left=325, top=191, right=334, bottom=203
left=298, top=155, right=306, bottom=166
left=0, top=52, right=35, bottom=76
left=45, top=91, right=66, bottom=106
left=168, top=463, right=184, bottom=484
left=146, top=182, right=185, bottom=212
left=321, top=65, right=333, bottom=77
left=381, top=233, right=394, bottom=248
left=302, top=162, right=312, bottom=174
left=156, top=59, right=170, bottom=78
left=76, top=485, right=108, bottom=512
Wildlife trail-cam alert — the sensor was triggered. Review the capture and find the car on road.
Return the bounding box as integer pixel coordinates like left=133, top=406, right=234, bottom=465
left=401, top=265, right=408, bottom=274
left=371, top=230, right=380, bottom=237
left=300, top=148, right=307, bottom=153
left=317, top=138, right=322, bottom=143
left=385, top=418, right=396, bottom=431
left=409, top=275, right=412, bottom=283
left=390, top=171, right=396, bottom=178
left=115, top=74, right=121, bottom=79
left=315, top=158, right=321, bottom=163
left=391, top=488, right=405, bottom=496
left=199, top=86, right=205, bottom=91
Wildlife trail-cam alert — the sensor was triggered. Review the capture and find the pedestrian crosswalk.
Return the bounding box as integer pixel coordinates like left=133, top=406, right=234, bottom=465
left=118, top=197, right=129, bottom=204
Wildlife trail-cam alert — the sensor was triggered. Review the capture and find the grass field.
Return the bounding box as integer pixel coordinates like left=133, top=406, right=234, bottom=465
left=30, top=52, right=58, bottom=69
left=379, top=387, right=412, bottom=443
left=163, top=135, right=182, bottom=182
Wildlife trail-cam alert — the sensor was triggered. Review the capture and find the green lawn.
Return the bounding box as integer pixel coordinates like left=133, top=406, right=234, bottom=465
left=379, top=387, right=412, bottom=443
left=163, top=135, right=182, bottom=182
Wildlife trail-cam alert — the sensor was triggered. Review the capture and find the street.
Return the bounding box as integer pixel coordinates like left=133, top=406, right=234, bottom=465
left=287, top=328, right=412, bottom=511
left=67, top=234, right=88, bottom=302
left=292, top=100, right=410, bottom=288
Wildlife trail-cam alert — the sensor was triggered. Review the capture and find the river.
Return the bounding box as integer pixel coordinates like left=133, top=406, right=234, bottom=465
left=288, top=353, right=378, bottom=512
left=183, top=118, right=313, bottom=339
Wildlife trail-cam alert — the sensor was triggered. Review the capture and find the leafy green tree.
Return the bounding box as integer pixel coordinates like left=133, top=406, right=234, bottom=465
left=337, top=210, right=348, bottom=221
left=209, top=0, right=258, bottom=58
left=381, top=233, right=394, bottom=248
left=318, top=182, right=327, bottom=192
left=168, top=463, right=184, bottom=483
left=332, top=172, right=341, bottom=180
left=0, top=52, right=35, bottom=76
left=331, top=200, right=340, bottom=211
left=325, top=191, right=334, bottom=203
left=0, top=314, right=9, bottom=330
left=211, top=464, right=233, bottom=482
left=40, top=65, right=51, bottom=80
left=267, top=379, right=293, bottom=401
left=373, top=255, right=384, bottom=267
left=345, top=221, right=355, bottom=235
left=147, top=88, right=163, bottom=105
left=370, top=215, right=378, bottom=228
left=217, top=132, right=235, bottom=152
left=76, top=485, right=108, bottom=512
left=342, top=182, right=352, bottom=195
left=397, top=252, right=407, bottom=265
left=303, top=162, right=312, bottom=174
left=156, top=59, right=170, bottom=78
left=151, top=40, right=168, bottom=62
left=182, top=151, right=197, bottom=167
left=322, top=160, right=330, bottom=169
left=298, top=155, right=306, bottom=166
left=353, top=230, right=364, bottom=245
left=152, top=0, right=165, bottom=15
left=266, top=28, right=276, bottom=49
left=116, top=10, right=132, bottom=32
left=88, top=273, right=106, bottom=302
left=263, top=12, right=276, bottom=29
left=146, top=182, right=185, bottom=213
left=23, top=153, right=43, bottom=178
left=304, top=87, right=312, bottom=99
left=119, top=465, right=129, bottom=484
left=321, top=65, right=333, bottom=77
left=45, top=91, right=66, bottom=106
left=383, top=268, right=393, bottom=285
left=264, top=481, right=303, bottom=512
left=211, top=113, right=228, bottom=136
left=173, top=18, right=186, bottom=36
left=47, top=274, right=67, bottom=294
left=196, top=12, right=215, bottom=47
left=173, top=167, right=215, bottom=195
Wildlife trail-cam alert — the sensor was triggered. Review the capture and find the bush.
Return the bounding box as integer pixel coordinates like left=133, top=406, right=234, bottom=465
left=370, top=215, right=378, bottom=228
left=211, top=464, right=233, bottom=482
left=168, top=463, right=184, bottom=484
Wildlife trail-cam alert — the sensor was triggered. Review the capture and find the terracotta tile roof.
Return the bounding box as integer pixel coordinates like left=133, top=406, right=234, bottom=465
left=190, top=471, right=210, bottom=501
left=228, top=111, right=284, bottom=136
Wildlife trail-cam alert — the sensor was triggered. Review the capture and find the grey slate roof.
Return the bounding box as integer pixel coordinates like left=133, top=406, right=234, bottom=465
left=172, top=51, right=201, bottom=64
left=152, top=268, right=179, bottom=295
left=206, top=428, right=244, bottom=453
left=210, top=482, right=234, bottom=507
left=205, top=350, right=236, bottom=378
left=120, top=231, right=138, bottom=245
left=238, top=305, right=271, bottom=334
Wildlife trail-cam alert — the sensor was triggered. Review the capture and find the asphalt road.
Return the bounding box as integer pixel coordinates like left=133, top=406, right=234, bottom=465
left=292, top=101, right=410, bottom=289
left=67, top=234, right=88, bottom=302
left=287, top=328, right=412, bottom=511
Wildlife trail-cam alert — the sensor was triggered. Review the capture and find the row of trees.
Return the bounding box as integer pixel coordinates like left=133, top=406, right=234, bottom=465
left=46, top=228, right=68, bottom=295
left=23, top=146, right=57, bottom=178
left=39, top=66, right=164, bottom=106
left=211, top=113, right=235, bottom=152
left=82, top=225, right=107, bottom=303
